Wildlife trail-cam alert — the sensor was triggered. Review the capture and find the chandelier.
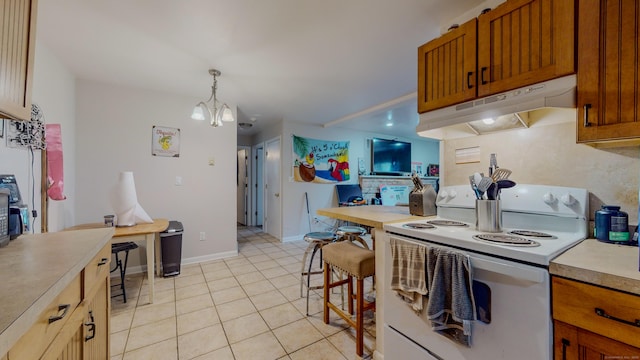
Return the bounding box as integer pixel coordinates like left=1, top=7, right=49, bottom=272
left=191, top=69, right=234, bottom=127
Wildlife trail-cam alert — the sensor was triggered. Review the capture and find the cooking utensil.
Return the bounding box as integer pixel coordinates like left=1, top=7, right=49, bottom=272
left=496, top=179, right=516, bottom=189
left=486, top=182, right=498, bottom=200
left=469, top=175, right=481, bottom=199
left=476, top=177, right=494, bottom=198
left=491, top=168, right=512, bottom=181
left=473, top=172, right=483, bottom=187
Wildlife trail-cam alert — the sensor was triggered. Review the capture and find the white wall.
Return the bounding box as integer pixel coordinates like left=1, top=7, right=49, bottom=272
left=32, top=42, right=77, bottom=232
left=0, top=42, right=76, bottom=234
left=74, top=80, right=238, bottom=266
left=278, top=121, right=439, bottom=241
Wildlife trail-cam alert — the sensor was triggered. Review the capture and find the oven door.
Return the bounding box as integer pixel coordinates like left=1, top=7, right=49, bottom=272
left=383, top=234, right=551, bottom=360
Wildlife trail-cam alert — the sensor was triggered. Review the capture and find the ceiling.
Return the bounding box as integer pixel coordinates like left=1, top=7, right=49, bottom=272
left=36, top=0, right=491, bottom=140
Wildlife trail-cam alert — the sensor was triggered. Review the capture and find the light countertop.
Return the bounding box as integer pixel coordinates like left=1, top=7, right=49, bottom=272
left=0, top=228, right=114, bottom=357
left=317, top=205, right=426, bottom=229
left=550, top=239, right=640, bottom=295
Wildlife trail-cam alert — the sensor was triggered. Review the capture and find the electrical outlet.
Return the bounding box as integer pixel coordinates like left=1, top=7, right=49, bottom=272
left=199, top=232, right=206, bottom=241
left=313, top=217, right=320, bottom=224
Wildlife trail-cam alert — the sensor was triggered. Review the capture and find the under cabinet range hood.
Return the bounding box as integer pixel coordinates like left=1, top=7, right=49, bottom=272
left=416, top=74, right=576, bottom=138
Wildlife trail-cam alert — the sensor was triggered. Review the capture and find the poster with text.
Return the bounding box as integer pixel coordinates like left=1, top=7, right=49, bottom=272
left=292, top=135, right=350, bottom=183
left=152, top=126, right=180, bottom=157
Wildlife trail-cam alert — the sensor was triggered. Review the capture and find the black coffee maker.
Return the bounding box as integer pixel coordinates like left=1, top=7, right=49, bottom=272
left=0, top=175, right=26, bottom=240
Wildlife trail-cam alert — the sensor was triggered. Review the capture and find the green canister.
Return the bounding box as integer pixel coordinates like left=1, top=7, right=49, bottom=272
left=609, top=206, right=629, bottom=242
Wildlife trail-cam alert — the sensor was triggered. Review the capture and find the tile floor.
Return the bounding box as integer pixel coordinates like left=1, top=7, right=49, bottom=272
left=109, top=226, right=376, bottom=360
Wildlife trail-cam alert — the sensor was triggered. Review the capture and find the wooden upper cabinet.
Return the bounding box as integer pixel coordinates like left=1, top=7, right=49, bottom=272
left=417, top=19, right=477, bottom=113
left=577, top=0, right=640, bottom=146
left=0, top=0, right=38, bottom=121
left=417, top=0, right=575, bottom=115
left=477, top=0, right=575, bottom=97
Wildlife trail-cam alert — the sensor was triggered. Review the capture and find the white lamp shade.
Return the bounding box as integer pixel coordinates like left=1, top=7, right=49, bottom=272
left=191, top=103, right=205, bottom=121
left=109, top=171, right=153, bottom=227
left=219, top=103, right=235, bottom=122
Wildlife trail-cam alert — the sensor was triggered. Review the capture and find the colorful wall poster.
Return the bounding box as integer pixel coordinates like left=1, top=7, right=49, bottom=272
left=292, top=135, right=350, bottom=183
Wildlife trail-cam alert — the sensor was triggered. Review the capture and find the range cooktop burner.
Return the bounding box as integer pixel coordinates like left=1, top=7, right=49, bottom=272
left=473, top=234, right=541, bottom=247
left=402, top=223, right=436, bottom=229
left=426, top=220, right=468, bottom=227
left=509, top=230, right=556, bottom=238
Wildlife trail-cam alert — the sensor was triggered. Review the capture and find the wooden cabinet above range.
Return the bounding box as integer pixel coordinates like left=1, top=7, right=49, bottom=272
left=417, top=0, right=575, bottom=114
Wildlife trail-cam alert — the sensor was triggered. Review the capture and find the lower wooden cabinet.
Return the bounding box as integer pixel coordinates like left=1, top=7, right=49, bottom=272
left=554, top=321, right=640, bottom=360
left=8, top=243, right=111, bottom=360
left=552, top=276, right=640, bottom=359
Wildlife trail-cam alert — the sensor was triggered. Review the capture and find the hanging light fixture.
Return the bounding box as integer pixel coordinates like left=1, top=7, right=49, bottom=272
left=191, top=69, right=235, bottom=127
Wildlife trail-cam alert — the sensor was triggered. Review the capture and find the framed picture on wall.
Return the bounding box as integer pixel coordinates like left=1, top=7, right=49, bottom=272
left=152, top=126, right=180, bottom=157
left=428, top=164, right=439, bottom=177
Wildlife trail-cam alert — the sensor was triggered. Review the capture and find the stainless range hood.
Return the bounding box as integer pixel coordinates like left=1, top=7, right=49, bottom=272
left=416, top=74, right=576, bottom=138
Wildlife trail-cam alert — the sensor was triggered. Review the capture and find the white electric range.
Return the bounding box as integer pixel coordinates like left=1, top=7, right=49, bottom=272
left=380, top=184, right=588, bottom=360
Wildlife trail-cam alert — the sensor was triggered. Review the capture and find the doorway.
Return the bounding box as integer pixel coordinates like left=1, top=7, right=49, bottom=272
left=237, top=147, right=250, bottom=226
left=264, top=137, right=281, bottom=240
left=253, top=144, right=264, bottom=227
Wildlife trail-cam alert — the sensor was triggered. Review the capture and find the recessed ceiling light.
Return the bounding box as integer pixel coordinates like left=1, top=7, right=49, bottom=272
left=386, top=122, right=393, bottom=127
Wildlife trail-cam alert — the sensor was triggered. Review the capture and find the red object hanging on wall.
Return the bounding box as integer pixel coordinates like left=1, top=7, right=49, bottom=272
left=45, top=124, right=66, bottom=200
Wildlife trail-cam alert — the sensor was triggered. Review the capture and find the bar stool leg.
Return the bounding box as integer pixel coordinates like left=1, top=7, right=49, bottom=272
left=356, top=278, right=364, bottom=357
left=323, top=263, right=331, bottom=324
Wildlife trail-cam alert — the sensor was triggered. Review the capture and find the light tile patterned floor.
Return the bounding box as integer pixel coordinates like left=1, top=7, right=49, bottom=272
left=110, top=226, right=375, bottom=360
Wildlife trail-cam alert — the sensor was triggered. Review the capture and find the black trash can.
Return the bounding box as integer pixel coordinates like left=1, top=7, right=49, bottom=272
left=161, top=221, right=183, bottom=277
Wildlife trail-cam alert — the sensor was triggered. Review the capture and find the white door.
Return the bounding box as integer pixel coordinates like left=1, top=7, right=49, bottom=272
left=254, top=145, right=264, bottom=227
left=237, top=148, right=249, bottom=225
left=265, top=137, right=281, bottom=240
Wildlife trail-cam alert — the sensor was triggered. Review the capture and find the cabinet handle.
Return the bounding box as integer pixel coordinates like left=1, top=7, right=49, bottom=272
left=481, top=67, right=488, bottom=85
left=98, top=258, right=108, bottom=266
left=48, top=304, right=71, bottom=324
left=467, top=71, right=474, bottom=89
left=583, top=104, right=592, bottom=127
left=561, top=338, right=570, bottom=360
left=595, top=307, right=640, bottom=327
left=84, top=310, right=96, bottom=341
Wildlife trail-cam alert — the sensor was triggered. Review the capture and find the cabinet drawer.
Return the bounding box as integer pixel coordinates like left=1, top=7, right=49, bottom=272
left=8, top=274, right=81, bottom=360
left=84, top=243, right=110, bottom=297
left=552, top=277, right=640, bottom=348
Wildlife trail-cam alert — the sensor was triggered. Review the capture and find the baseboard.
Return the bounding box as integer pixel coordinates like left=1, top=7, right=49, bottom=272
left=373, top=350, right=384, bottom=360
left=111, top=250, right=239, bottom=277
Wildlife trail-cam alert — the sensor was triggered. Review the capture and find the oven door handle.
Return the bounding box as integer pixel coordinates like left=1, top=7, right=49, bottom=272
left=471, top=257, right=545, bottom=283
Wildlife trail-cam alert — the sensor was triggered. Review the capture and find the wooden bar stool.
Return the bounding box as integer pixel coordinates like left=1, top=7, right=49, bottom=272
left=323, top=241, right=376, bottom=357
left=300, top=231, right=337, bottom=315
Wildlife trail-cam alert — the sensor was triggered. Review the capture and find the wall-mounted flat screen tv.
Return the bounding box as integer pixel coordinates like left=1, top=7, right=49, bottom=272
left=371, top=138, right=411, bottom=175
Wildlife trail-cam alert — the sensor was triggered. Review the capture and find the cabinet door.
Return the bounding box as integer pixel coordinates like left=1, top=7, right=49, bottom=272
left=83, top=276, right=110, bottom=359
left=417, top=19, right=477, bottom=113
left=554, top=321, right=640, bottom=360
left=0, top=0, right=37, bottom=121
left=577, top=0, right=640, bottom=145
left=553, top=321, right=578, bottom=360
left=477, top=0, right=575, bottom=97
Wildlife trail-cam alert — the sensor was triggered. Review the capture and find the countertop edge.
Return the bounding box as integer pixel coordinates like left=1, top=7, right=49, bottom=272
left=550, top=239, right=640, bottom=296
left=0, top=228, right=113, bottom=357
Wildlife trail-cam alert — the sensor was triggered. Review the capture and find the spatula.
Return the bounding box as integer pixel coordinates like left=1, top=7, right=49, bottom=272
left=491, top=168, right=512, bottom=181
left=476, top=177, right=494, bottom=197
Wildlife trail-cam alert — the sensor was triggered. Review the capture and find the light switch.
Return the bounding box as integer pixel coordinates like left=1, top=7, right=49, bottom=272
left=208, top=157, right=215, bottom=166
left=175, top=176, right=182, bottom=186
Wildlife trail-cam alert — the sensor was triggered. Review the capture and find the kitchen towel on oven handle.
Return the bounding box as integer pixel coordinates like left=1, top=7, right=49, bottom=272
left=390, top=238, right=428, bottom=313
left=426, top=246, right=476, bottom=347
